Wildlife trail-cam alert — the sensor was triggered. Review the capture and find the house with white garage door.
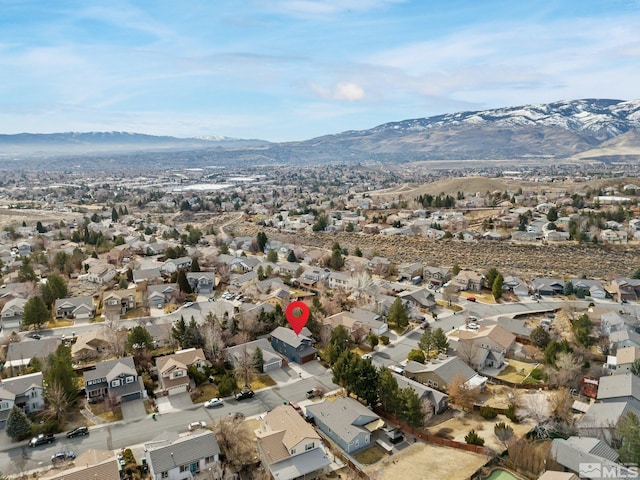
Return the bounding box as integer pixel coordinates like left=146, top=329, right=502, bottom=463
left=155, top=348, right=209, bottom=395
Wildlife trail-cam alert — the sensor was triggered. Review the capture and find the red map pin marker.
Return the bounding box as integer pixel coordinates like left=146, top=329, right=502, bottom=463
left=286, top=301, right=310, bottom=336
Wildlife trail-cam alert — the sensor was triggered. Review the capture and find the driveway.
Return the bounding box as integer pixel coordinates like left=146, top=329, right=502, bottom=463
left=168, top=392, right=195, bottom=410
left=120, top=399, right=147, bottom=421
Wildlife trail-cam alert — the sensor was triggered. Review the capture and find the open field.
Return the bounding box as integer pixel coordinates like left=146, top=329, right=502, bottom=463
left=364, top=442, right=488, bottom=480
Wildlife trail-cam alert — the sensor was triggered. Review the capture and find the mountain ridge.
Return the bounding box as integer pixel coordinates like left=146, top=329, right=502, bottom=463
left=1, top=98, right=639, bottom=163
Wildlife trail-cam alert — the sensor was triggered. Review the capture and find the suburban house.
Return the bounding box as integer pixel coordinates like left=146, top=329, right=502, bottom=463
left=102, top=289, right=137, bottom=319
left=147, top=283, right=178, bottom=308
left=327, top=271, right=352, bottom=290
left=186, top=271, right=216, bottom=294
left=155, top=348, right=208, bottom=395
left=605, top=346, right=640, bottom=375
left=610, top=278, right=640, bottom=303
left=600, top=311, right=628, bottom=335
left=324, top=309, right=388, bottom=340
left=54, top=296, right=96, bottom=320
left=1, top=297, right=27, bottom=331
left=86, top=263, right=116, bottom=284
left=133, top=267, right=163, bottom=284
left=306, top=397, right=383, bottom=454
left=397, top=262, right=424, bottom=280
left=270, top=326, right=317, bottom=364
left=451, top=270, right=484, bottom=292
left=392, top=372, right=449, bottom=414
left=225, top=338, right=283, bottom=373
left=39, top=449, right=120, bottom=480
left=530, top=278, right=565, bottom=296
left=423, top=266, right=451, bottom=287
left=456, top=324, right=516, bottom=370
left=403, top=355, right=487, bottom=392
left=160, top=256, right=192, bottom=275
left=0, top=372, right=45, bottom=428
left=550, top=436, right=634, bottom=479
left=397, top=288, right=436, bottom=313
left=570, top=279, right=607, bottom=299
left=71, top=328, right=110, bottom=363
left=256, top=405, right=331, bottom=480
left=4, top=337, right=61, bottom=372
left=83, top=356, right=146, bottom=404
left=146, top=430, right=220, bottom=480
left=577, top=399, right=640, bottom=444
left=502, top=276, right=530, bottom=297
left=596, top=373, right=640, bottom=404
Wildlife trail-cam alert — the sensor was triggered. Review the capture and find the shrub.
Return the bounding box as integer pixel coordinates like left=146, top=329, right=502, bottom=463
left=407, top=349, right=426, bottom=364
left=465, top=429, right=485, bottom=446
left=505, top=403, right=519, bottom=423
left=530, top=368, right=545, bottom=381
left=379, top=335, right=390, bottom=346
left=479, top=406, right=498, bottom=419
left=217, top=373, right=237, bottom=397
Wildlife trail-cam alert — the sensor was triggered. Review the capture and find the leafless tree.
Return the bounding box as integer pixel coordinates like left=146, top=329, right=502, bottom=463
left=447, top=375, right=479, bottom=412
left=442, top=285, right=458, bottom=307
left=421, top=396, right=435, bottom=424
left=105, top=320, right=128, bottom=358
left=517, top=392, right=553, bottom=437
left=494, top=421, right=514, bottom=449
left=212, top=417, right=258, bottom=476
left=545, top=351, right=581, bottom=389
left=202, top=315, right=226, bottom=364
left=45, top=380, right=70, bottom=424
left=234, top=343, right=257, bottom=389
left=456, top=340, right=480, bottom=368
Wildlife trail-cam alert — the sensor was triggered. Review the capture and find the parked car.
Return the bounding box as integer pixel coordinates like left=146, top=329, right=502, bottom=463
left=187, top=421, right=207, bottom=431
left=51, top=451, right=76, bottom=463
left=66, top=426, right=89, bottom=438
left=420, top=321, right=430, bottom=330
left=468, top=322, right=480, bottom=330
left=28, top=332, right=41, bottom=340
left=306, top=388, right=323, bottom=399
left=204, top=398, right=223, bottom=408
left=29, top=433, right=55, bottom=447
left=361, top=353, right=373, bottom=360
left=467, top=296, right=476, bottom=302
left=183, top=302, right=194, bottom=308
left=289, top=402, right=303, bottom=416
left=235, top=389, right=255, bottom=401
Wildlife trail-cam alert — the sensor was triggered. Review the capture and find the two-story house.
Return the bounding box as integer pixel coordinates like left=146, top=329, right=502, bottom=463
left=147, top=283, right=178, bottom=309
left=257, top=404, right=331, bottom=480
left=306, top=397, right=383, bottom=454
left=186, top=271, right=216, bottom=294
left=146, top=430, right=220, bottom=480
left=54, top=296, right=95, bottom=320
left=155, top=348, right=209, bottom=395
left=160, top=256, right=192, bottom=276
left=451, top=270, right=483, bottom=292
left=270, top=326, right=317, bottom=364
left=1, top=297, right=27, bottom=331
left=83, top=356, right=146, bottom=404
left=86, top=263, right=116, bottom=284
left=456, top=324, right=516, bottom=370
left=0, top=372, right=45, bottom=428
left=423, top=266, right=451, bottom=287
left=327, top=271, right=352, bottom=290
left=102, top=290, right=136, bottom=319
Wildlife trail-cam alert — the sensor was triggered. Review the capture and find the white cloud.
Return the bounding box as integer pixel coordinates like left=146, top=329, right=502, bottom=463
left=259, top=0, right=406, bottom=17
left=309, top=81, right=365, bottom=101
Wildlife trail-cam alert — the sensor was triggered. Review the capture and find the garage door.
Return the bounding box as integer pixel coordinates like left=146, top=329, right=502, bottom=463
left=169, top=385, right=188, bottom=395
left=299, top=353, right=316, bottom=364
left=263, top=359, right=282, bottom=372
left=121, top=392, right=141, bottom=402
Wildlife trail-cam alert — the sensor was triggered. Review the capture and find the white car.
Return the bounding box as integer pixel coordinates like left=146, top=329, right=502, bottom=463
left=204, top=398, right=223, bottom=408
left=188, top=421, right=207, bottom=431
left=468, top=322, right=480, bottom=330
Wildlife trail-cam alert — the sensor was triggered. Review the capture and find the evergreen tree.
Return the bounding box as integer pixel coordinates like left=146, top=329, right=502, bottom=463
left=6, top=406, right=32, bottom=439
left=177, top=270, right=192, bottom=294
left=41, top=274, right=68, bottom=307
left=378, top=367, right=401, bottom=416
left=266, top=250, right=278, bottom=263
left=18, top=257, right=38, bottom=282
left=172, top=317, right=187, bottom=346
left=36, top=221, right=46, bottom=233
left=419, top=328, right=434, bottom=358
left=530, top=326, right=551, bottom=349
left=253, top=347, right=264, bottom=373
left=127, top=325, right=154, bottom=351
left=617, top=412, right=640, bottom=465
left=492, top=274, right=504, bottom=300
left=286, top=250, right=297, bottom=263
left=190, top=257, right=201, bottom=272
left=432, top=328, right=449, bottom=354
left=387, top=298, right=409, bottom=329
left=111, top=207, right=119, bottom=222
left=44, top=344, right=77, bottom=406
left=23, top=296, right=49, bottom=330
left=256, top=232, right=268, bottom=252
left=399, top=387, right=424, bottom=428
left=354, top=247, right=363, bottom=257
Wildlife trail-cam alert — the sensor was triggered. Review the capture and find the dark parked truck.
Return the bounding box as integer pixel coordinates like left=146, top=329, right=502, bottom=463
left=29, top=433, right=55, bottom=447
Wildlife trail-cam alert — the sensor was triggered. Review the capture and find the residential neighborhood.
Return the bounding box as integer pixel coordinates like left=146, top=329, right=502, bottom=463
left=0, top=164, right=640, bottom=480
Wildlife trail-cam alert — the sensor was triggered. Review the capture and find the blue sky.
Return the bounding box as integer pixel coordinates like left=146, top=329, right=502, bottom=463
left=1, top=0, right=639, bottom=141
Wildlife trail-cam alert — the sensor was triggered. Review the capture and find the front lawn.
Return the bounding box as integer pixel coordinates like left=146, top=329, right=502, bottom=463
left=250, top=374, right=276, bottom=390
left=495, top=361, right=541, bottom=385
left=191, top=383, right=219, bottom=403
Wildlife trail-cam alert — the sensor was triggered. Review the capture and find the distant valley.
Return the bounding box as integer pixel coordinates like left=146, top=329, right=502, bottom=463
left=1, top=98, right=639, bottom=170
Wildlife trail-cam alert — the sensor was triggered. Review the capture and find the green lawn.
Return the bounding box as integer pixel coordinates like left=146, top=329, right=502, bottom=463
left=353, top=445, right=388, bottom=466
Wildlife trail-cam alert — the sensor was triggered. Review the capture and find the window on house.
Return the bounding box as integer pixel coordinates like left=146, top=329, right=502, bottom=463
left=111, top=379, right=121, bottom=387
left=174, top=370, right=183, bottom=377
left=31, top=391, right=37, bottom=398
left=180, top=465, right=189, bottom=473
left=305, top=443, right=314, bottom=451
left=161, top=472, right=168, bottom=479
left=290, top=448, right=296, bottom=455
left=126, top=376, right=134, bottom=384
left=205, top=456, right=215, bottom=464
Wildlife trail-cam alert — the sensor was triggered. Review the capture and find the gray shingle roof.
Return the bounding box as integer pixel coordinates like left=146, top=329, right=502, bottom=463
left=306, top=397, right=380, bottom=444
left=597, top=373, right=640, bottom=401
left=147, top=430, right=220, bottom=474
left=83, top=356, right=137, bottom=383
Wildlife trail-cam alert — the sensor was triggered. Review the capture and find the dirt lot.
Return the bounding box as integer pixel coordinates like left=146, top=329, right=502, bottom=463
left=364, top=442, right=488, bottom=480
left=427, top=410, right=535, bottom=453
